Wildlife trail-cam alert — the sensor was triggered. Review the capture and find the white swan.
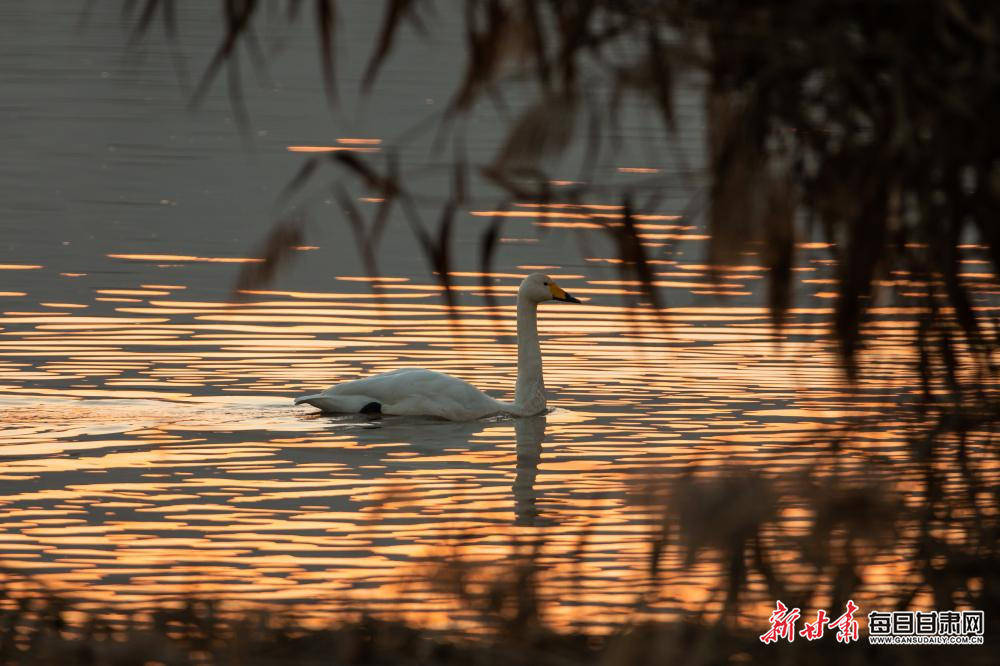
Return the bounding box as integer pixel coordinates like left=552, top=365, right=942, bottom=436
left=294, top=273, right=580, bottom=420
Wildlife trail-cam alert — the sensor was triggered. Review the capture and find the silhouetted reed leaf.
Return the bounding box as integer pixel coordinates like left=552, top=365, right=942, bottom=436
left=833, top=173, right=888, bottom=378
left=332, top=183, right=380, bottom=287
left=316, top=0, right=338, bottom=107
left=434, top=202, right=457, bottom=312
left=705, top=89, right=766, bottom=269
left=362, top=0, right=421, bottom=92
left=330, top=152, right=392, bottom=193
left=614, top=197, right=665, bottom=317
left=764, top=178, right=795, bottom=328
left=225, top=42, right=252, bottom=141
left=451, top=1, right=503, bottom=111
left=521, top=0, right=550, bottom=91
left=188, top=0, right=258, bottom=111
left=644, top=26, right=675, bottom=132
left=232, top=218, right=304, bottom=298
left=160, top=0, right=189, bottom=88
left=493, top=94, right=577, bottom=170
left=278, top=157, right=320, bottom=204
left=128, top=0, right=162, bottom=45
left=479, top=208, right=506, bottom=324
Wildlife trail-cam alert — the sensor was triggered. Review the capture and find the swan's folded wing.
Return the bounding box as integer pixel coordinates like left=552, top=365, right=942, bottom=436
left=305, top=368, right=507, bottom=419
left=324, top=368, right=475, bottom=403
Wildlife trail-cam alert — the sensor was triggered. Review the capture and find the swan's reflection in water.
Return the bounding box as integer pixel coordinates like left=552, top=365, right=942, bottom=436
left=338, top=413, right=547, bottom=525
left=513, top=416, right=545, bottom=525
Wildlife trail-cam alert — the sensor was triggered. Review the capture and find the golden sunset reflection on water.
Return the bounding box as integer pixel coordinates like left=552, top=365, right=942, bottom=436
left=0, top=234, right=997, bottom=631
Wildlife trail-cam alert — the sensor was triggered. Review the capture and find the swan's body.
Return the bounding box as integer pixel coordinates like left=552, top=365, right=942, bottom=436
left=295, top=273, right=580, bottom=421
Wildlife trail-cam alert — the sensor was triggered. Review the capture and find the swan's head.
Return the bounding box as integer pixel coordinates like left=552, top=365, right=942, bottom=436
left=519, top=273, right=581, bottom=304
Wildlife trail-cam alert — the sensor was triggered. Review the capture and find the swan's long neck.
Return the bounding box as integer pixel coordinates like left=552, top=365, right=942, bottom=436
left=513, top=294, right=546, bottom=416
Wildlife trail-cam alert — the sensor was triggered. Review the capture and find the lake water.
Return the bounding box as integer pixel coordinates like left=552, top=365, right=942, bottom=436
left=1, top=2, right=997, bottom=633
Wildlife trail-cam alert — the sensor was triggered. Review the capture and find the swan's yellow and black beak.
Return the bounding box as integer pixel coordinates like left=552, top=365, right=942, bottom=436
left=548, top=281, right=581, bottom=303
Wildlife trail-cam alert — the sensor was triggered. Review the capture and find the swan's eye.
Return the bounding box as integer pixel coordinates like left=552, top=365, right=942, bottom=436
left=543, top=281, right=548, bottom=286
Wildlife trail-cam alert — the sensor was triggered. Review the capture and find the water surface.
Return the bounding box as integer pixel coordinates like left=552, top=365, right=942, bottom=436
left=1, top=1, right=997, bottom=632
